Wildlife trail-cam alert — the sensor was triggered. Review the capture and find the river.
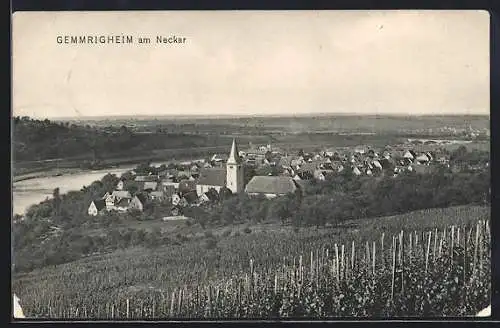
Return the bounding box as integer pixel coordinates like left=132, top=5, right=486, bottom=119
left=11, top=160, right=193, bottom=216
left=12, top=167, right=134, bottom=216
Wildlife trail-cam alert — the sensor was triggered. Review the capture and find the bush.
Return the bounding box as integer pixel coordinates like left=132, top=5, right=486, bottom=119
left=222, top=229, right=232, bottom=237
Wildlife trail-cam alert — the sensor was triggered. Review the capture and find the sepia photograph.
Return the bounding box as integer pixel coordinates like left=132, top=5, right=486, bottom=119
left=11, top=10, right=491, bottom=319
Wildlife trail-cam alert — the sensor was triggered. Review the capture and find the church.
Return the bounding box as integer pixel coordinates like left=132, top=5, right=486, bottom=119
left=196, top=139, right=298, bottom=199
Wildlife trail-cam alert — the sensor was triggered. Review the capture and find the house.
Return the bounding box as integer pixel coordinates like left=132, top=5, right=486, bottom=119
left=88, top=199, right=106, bottom=216
left=314, top=169, right=335, bottom=181
left=105, top=190, right=132, bottom=210
left=135, top=175, right=158, bottom=182
left=143, top=181, right=159, bottom=192
left=211, top=153, right=229, bottom=163
left=352, top=166, right=362, bottom=176
left=170, top=205, right=182, bottom=216
left=372, top=160, right=383, bottom=170
left=163, top=184, right=177, bottom=198
left=179, top=180, right=197, bottom=195
left=149, top=191, right=165, bottom=202
left=403, top=150, right=414, bottom=160
left=196, top=168, right=226, bottom=196
left=416, top=153, right=430, bottom=164
left=183, top=190, right=199, bottom=205
left=245, top=176, right=298, bottom=199
left=172, top=193, right=183, bottom=206
left=115, top=197, right=132, bottom=212
left=176, top=170, right=191, bottom=181
left=161, top=179, right=180, bottom=191
left=199, top=188, right=219, bottom=204
left=129, top=194, right=148, bottom=211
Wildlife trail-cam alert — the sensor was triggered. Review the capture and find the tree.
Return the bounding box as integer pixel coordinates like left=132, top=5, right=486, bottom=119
left=219, top=187, right=233, bottom=201
left=52, top=188, right=61, bottom=216
left=120, top=171, right=135, bottom=181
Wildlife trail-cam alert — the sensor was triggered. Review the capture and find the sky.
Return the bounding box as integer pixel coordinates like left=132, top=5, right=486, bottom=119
left=12, top=10, right=490, bottom=118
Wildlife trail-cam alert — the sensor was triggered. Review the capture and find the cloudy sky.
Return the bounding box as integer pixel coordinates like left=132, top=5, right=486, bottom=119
left=12, top=10, right=489, bottom=118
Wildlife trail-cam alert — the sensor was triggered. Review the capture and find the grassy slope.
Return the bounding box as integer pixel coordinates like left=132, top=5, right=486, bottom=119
left=13, top=205, right=490, bottom=316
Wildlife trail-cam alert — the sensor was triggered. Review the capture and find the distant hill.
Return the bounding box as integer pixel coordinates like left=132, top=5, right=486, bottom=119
left=11, top=116, right=214, bottom=164
left=51, top=114, right=490, bottom=134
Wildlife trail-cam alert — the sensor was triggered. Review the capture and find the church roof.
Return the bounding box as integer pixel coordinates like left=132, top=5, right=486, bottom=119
left=227, top=139, right=242, bottom=164
left=245, top=176, right=298, bottom=195
left=198, top=168, right=227, bottom=187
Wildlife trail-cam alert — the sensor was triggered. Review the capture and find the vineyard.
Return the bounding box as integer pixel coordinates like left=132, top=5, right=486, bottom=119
left=13, top=206, right=490, bottom=319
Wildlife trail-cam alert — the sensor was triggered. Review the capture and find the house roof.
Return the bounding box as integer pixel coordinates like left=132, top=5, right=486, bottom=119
left=135, top=175, right=157, bottom=182
left=279, top=156, right=292, bottom=167
left=197, top=168, right=226, bottom=187
left=92, top=199, right=106, bottom=211
left=179, top=180, right=197, bottom=193
left=299, top=162, right=320, bottom=173
left=116, top=198, right=131, bottom=207
left=134, top=193, right=148, bottom=204
left=245, top=176, right=298, bottom=195
left=150, top=191, right=164, bottom=197
left=111, top=190, right=132, bottom=199
left=204, top=189, right=219, bottom=201
left=143, top=181, right=158, bottom=190
left=183, top=190, right=199, bottom=203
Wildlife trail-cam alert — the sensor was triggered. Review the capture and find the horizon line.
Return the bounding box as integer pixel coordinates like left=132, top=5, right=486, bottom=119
left=13, top=112, right=491, bottom=120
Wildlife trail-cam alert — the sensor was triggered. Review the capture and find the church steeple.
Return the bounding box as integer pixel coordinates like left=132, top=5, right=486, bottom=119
left=227, top=138, right=241, bottom=164
left=226, top=138, right=244, bottom=193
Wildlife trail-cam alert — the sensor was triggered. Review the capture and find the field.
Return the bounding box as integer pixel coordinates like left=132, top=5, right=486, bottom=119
left=12, top=205, right=490, bottom=318
left=14, top=114, right=489, bottom=176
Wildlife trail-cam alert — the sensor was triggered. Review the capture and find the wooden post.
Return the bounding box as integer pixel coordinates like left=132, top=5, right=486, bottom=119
left=438, top=230, right=444, bottom=257
left=473, top=222, right=479, bottom=276
left=398, top=231, right=403, bottom=267
left=335, top=244, right=339, bottom=282
left=351, top=240, right=355, bottom=271
left=366, top=241, right=370, bottom=272
left=299, top=256, right=303, bottom=283
left=409, top=232, right=413, bottom=264
left=381, top=232, right=385, bottom=269
left=274, top=273, right=278, bottom=294
left=170, top=291, right=175, bottom=317
left=341, top=244, right=345, bottom=280
left=310, top=250, right=314, bottom=278
left=433, top=228, right=438, bottom=263
left=425, top=231, right=432, bottom=274
left=126, top=298, right=130, bottom=319
left=479, top=221, right=483, bottom=281
left=451, top=225, right=455, bottom=262
left=391, top=235, right=396, bottom=302
left=372, top=241, right=376, bottom=275
left=400, top=231, right=404, bottom=294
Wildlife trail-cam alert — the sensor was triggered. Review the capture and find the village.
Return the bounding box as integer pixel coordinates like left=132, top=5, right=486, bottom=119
left=87, top=137, right=478, bottom=219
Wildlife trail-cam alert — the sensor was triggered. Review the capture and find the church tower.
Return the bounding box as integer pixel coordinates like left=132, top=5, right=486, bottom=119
left=226, top=138, right=244, bottom=194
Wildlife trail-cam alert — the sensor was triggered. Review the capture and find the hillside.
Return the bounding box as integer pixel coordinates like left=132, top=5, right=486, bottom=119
left=12, top=116, right=218, bottom=167
left=13, top=205, right=490, bottom=318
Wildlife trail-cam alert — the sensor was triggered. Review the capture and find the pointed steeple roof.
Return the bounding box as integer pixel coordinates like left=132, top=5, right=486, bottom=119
left=227, top=138, right=241, bottom=164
